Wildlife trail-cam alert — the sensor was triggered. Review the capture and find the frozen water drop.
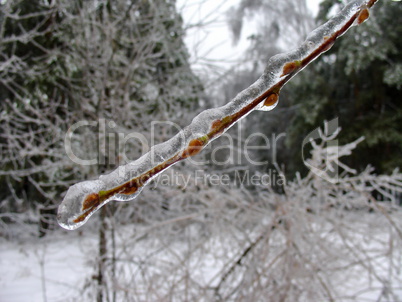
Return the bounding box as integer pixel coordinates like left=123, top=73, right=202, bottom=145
left=357, top=7, right=369, bottom=25
left=257, top=93, right=279, bottom=111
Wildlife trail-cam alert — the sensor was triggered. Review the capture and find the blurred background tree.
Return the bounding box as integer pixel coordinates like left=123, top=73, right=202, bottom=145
left=220, top=0, right=401, bottom=180
left=209, top=0, right=314, bottom=188
left=0, top=0, right=70, bottom=232
left=284, top=0, right=402, bottom=176
left=0, top=0, right=203, bottom=235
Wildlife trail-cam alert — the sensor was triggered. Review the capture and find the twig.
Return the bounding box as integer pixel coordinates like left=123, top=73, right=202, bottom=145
left=58, top=0, right=381, bottom=230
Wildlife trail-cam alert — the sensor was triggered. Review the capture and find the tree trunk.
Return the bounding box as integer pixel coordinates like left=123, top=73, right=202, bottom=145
left=97, top=206, right=107, bottom=302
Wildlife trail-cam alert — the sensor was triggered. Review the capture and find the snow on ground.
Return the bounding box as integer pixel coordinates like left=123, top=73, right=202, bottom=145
left=1, top=213, right=401, bottom=301
left=0, top=229, right=97, bottom=302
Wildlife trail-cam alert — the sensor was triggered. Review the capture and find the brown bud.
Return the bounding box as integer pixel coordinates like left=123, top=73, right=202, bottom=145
left=281, top=61, right=301, bottom=77
left=211, top=119, right=224, bottom=135
left=121, top=182, right=139, bottom=195
left=357, top=8, right=369, bottom=25
left=82, top=193, right=100, bottom=211
left=211, top=119, right=222, bottom=130
left=182, top=138, right=204, bottom=158
left=74, top=193, right=101, bottom=223
left=263, top=93, right=279, bottom=107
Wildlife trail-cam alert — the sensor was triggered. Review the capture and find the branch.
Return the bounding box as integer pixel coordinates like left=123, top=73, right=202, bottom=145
left=57, top=0, right=380, bottom=230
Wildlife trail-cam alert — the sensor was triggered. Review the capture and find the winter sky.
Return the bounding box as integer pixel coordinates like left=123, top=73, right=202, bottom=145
left=177, top=0, right=320, bottom=72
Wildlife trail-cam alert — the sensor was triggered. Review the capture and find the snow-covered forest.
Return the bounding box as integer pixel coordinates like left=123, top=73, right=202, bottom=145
left=1, top=0, right=401, bottom=301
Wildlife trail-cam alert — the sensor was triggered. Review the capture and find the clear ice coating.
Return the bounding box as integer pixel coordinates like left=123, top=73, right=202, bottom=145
left=57, top=0, right=373, bottom=230
left=57, top=180, right=106, bottom=230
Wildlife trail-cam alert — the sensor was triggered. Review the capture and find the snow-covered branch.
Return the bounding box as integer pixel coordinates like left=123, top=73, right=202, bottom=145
left=57, top=0, right=380, bottom=230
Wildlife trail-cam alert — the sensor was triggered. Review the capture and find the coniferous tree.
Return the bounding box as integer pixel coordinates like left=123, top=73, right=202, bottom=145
left=0, top=0, right=69, bottom=230
left=285, top=0, right=402, bottom=176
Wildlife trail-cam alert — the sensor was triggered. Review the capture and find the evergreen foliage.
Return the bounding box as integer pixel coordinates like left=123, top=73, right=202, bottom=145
left=286, top=0, right=402, bottom=175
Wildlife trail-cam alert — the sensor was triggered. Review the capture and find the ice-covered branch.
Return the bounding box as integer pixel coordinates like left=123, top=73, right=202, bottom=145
left=57, top=0, right=380, bottom=230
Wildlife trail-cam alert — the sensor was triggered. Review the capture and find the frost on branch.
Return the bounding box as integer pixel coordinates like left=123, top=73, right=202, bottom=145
left=57, top=0, right=379, bottom=230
